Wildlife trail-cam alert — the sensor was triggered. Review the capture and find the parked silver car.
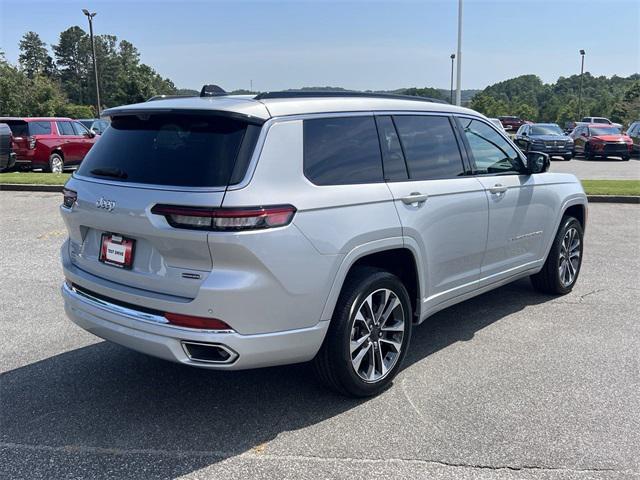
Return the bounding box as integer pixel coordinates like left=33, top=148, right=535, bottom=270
left=60, top=89, right=588, bottom=396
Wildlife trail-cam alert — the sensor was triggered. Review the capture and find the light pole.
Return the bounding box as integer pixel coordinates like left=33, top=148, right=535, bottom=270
left=450, top=53, right=455, bottom=104
left=455, top=0, right=463, bottom=106
left=82, top=9, right=101, bottom=116
left=577, top=49, right=586, bottom=119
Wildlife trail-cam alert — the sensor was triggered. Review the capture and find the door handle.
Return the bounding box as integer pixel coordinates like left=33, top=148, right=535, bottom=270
left=400, top=192, right=428, bottom=205
left=489, top=184, right=508, bottom=194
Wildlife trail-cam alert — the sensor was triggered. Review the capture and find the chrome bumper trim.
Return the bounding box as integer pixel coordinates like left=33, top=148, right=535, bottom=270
left=63, top=282, right=234, bottom=333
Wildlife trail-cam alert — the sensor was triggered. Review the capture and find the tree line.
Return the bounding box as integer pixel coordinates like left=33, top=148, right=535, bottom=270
left=469, top=73, right=639, bottom=126
left=2, top=27, right=638, bottom=126
left=1, top=28, right=177, bottom=118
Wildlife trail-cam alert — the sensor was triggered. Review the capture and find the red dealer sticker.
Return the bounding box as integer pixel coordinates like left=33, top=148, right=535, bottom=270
left=99, top=233, right=135, bottom=269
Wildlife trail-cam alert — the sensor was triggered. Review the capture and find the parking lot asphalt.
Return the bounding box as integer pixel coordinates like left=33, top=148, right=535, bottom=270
left=549, top=155, right=640, bottom=180
left=1, top=192, right=639, bottom=480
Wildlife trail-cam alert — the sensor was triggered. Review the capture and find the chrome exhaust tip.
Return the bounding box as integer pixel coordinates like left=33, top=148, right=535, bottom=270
left=181, top=341, right=238, bottom=364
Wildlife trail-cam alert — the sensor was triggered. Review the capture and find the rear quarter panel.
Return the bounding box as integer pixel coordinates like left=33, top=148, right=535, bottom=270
left=222, top=117, right=404, bottom=324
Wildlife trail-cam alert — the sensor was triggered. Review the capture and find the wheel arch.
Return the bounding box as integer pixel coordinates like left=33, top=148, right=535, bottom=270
left=320, top=239, right=423, bottom=323
left=540, top=196, right=588, bottom=264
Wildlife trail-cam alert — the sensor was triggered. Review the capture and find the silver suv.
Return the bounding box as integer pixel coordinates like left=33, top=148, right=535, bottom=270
left=60, top=89, right=587, bottom=396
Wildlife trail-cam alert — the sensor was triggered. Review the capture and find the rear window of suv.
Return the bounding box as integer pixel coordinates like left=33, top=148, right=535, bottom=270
left=77, top=113, right=258, bottom=187
left=4, top=120, right=53, bottom=136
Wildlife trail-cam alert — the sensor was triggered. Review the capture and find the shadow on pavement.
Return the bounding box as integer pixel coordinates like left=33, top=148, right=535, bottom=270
left=1, top=279, right=552, bottom=479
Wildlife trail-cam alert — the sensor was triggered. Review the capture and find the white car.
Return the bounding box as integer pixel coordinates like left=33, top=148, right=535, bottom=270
left=60, top=89, right=588, bottom=396
left=581, top=116, right=622, bottom=129
left=489, top=117, right=507, bottom=132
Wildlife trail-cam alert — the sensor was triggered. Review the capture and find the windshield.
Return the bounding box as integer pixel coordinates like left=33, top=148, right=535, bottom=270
left=77, top=113, right=257, bottom=187
left=590, top=127, right=621, bottom=136
left=530, top=125, right=563, bottom=136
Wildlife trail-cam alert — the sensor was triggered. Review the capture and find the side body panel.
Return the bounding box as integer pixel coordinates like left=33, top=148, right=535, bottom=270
left=223, top=116, right=403, bottom=323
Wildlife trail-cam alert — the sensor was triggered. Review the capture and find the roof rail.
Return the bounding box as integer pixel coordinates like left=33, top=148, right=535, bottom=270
left=253, top=90, right=449, bottom=104
left=200, top=85, right=228, bottom=97
left=146, top=94, right=195, bottom=102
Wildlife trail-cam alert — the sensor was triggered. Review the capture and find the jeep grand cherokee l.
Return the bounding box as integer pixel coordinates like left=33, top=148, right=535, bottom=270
left=60, top=89, right=587, bottom=397
left=0, top=117, right=98, bottom=172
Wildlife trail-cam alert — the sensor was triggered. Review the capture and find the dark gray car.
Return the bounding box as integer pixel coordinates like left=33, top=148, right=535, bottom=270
left=515, top=123, right=574, bottom=160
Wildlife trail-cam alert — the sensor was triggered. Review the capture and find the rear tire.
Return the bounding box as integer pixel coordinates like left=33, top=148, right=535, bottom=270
left=530, top=216, right=584, bottom=295
left=313, top=267, right=412, bottom=397
left=622, top=155, right=630, bottom=161
left=563, top=155, right=572, bottom=161
left=47, top=153, right=64, bottom=173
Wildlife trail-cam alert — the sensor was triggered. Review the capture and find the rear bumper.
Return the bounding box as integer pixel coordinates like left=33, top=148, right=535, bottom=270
left=62, top=281, right=329, bottom=370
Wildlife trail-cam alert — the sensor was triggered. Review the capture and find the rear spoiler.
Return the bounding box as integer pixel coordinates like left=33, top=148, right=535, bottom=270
left=100, top=107, right=266, bottom=126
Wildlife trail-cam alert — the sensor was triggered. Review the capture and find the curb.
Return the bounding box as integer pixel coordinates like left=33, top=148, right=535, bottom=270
left=586, top=195, right=640, bottom=204
left=0, top=184, right=64, bottom=192
left=0, top=184, right=639, bottom=204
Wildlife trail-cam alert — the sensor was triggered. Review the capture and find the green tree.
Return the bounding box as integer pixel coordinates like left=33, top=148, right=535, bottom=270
left=0, top=53, right=30, bottom=115
left=19, top=31, right=55, bottom=78
left=53, top=26, right=91, bottom=104
left=611, top=81, right=640, bottom=126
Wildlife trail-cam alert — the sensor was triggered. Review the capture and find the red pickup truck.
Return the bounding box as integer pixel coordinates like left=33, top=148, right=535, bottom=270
left=498, top=116, right=527, bottom=132
left=0, top=117, right=97, bottom=172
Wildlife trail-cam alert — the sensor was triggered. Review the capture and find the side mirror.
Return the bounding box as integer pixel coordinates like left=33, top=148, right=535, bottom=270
left=85, top=130, right=96, bottom=138
left=526, top=151, right=550, bottom=174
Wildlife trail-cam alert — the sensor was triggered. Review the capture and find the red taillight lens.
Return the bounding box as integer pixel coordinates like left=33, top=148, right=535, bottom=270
left=62, top=188, right=77, bottom=208
left=28, top=136, right=36, bottom=149
left=151, top=204, right=296, bottom=231
left=164, top=312, right=232, bottom=330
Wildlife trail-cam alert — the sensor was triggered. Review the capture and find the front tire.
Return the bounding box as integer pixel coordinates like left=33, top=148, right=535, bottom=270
left=563, top=155, right=572, bottom=161
left=584, top=144, right=594, bottom=160
left=530, top=216, right=584, bottom=295
left=313, top=267, right=412, bottom=397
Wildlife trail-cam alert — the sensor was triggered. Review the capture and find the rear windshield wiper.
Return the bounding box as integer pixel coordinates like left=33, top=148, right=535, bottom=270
left=90, top=167, right=128, bottom=179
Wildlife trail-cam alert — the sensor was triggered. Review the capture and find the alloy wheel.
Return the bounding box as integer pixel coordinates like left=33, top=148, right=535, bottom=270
left=349, top=288, right=405, bottom=383
left=51, top=156, right=63, bottom=174
left=558, top=227, right=581, bottom=287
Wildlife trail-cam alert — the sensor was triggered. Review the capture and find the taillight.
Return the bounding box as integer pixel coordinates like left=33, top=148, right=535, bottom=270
left=151, top=204, right=296, bottom=231
left=164, top=312, right=232, bottom=330
left=62, top=188, right=77, bottom=209
left=28, top=136, right=36, bottom=149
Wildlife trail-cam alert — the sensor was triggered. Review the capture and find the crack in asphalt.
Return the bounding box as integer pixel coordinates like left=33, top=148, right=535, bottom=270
left=0, top=442, right=632, bottom=475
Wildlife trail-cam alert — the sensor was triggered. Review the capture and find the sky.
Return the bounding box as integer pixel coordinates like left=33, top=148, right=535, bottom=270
left=1, top=0, right=639, bottom=92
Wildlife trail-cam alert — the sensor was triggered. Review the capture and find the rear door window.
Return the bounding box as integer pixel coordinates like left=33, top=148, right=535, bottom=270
left=28, top=121, right=52, bottom=135
left=57, top=121, right=76, bottom=136
left=303, top=116, right=383, bottom=185
left=392, top=115, right=465, bottom=180
left=76, top=113, right=256, bottom=188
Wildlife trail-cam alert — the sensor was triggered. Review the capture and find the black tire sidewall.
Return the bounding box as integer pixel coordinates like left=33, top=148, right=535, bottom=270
left=550, top=217, right=584, bottom=294
left=330, top=271, right=413, bottom=397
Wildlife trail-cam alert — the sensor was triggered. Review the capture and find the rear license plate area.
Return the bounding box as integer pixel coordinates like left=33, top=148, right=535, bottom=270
left=99, top=233, right=135, bottom=269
